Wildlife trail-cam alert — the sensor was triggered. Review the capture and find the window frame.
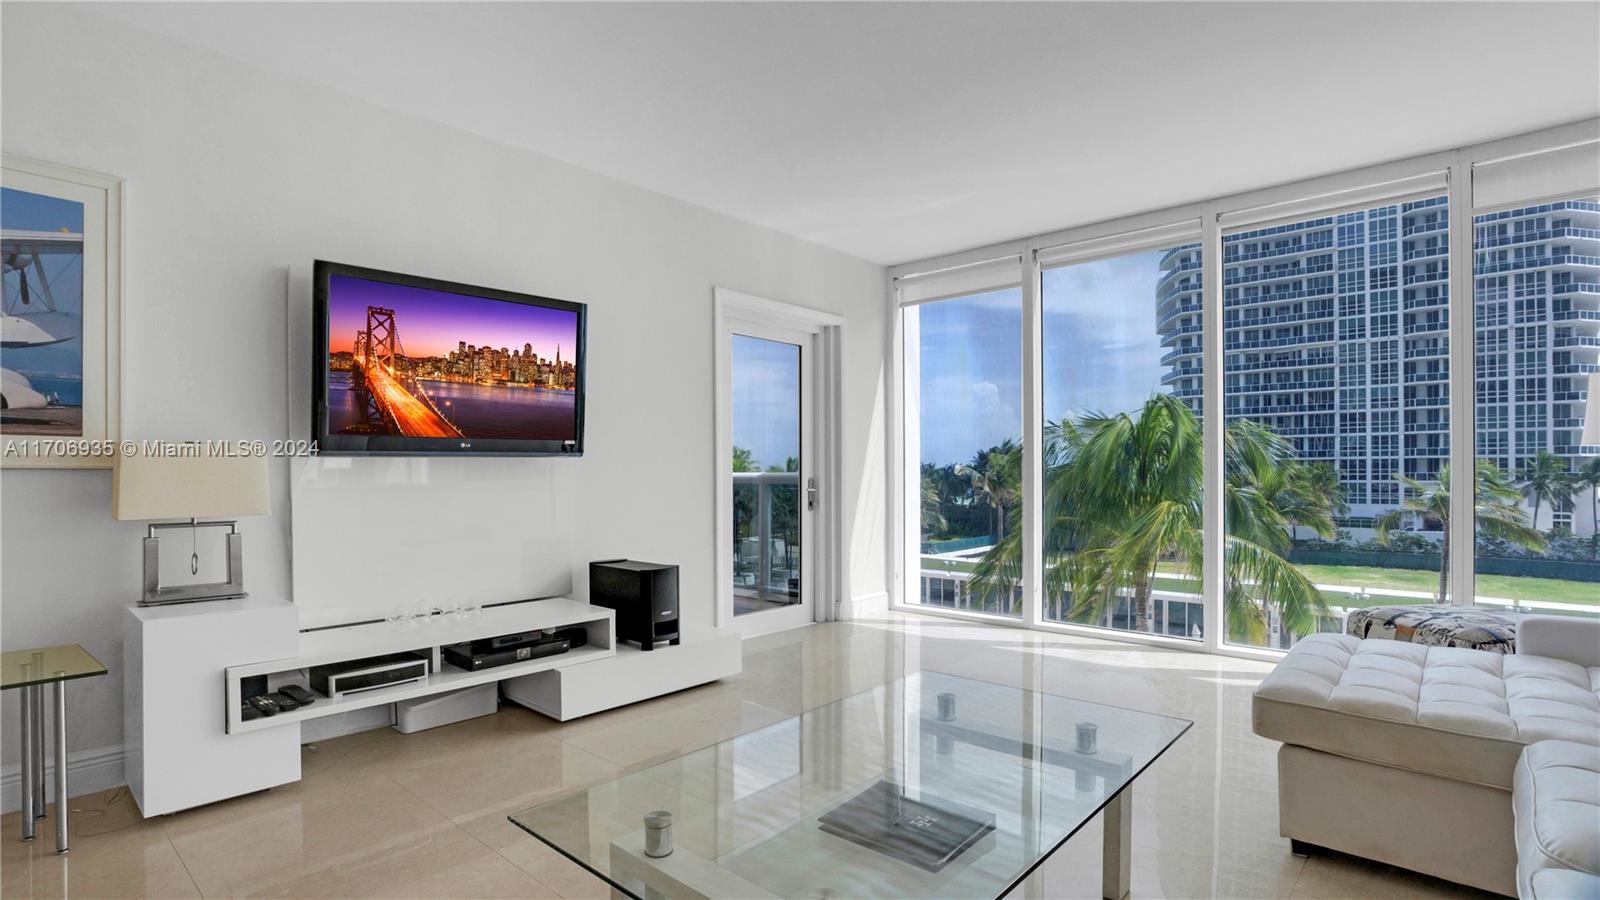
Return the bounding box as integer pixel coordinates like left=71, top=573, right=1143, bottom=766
left=887, top=118, right=1599, bottom=660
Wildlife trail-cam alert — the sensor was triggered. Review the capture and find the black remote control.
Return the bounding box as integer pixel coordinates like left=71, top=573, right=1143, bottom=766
left=249, top=695, right=279, bottom=717
left=241, top=702, right=263, bottom=721
left=278, top=684, right=317, bottom=706
left=268, top=691, right=300, bottom=712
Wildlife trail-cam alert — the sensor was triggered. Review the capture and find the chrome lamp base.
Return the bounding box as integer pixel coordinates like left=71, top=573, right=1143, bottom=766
left=140, top=519, right=249, bottom=607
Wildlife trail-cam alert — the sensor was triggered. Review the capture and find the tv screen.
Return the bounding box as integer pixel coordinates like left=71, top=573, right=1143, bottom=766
left=313, top=261, right=585, bottom=456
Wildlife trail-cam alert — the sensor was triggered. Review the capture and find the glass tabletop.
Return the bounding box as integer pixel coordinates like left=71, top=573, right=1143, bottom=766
left=0, top=644, right=108, bottom=689
left=510, top=671, right=1191, bottom=900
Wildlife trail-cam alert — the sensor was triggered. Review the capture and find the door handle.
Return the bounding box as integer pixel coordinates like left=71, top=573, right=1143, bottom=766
left=807, top=477, right=818, bottom=511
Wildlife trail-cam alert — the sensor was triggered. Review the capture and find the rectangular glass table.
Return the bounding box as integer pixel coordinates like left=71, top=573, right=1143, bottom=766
left=511, top=671, right=1190, bottom=900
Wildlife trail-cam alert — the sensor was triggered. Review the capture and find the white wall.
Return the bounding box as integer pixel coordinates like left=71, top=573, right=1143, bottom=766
left=0, top=4, right=889, bottom=803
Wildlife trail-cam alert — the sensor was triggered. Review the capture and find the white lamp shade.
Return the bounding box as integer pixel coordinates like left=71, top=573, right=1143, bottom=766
left=113, top=452, right=271, bottom=521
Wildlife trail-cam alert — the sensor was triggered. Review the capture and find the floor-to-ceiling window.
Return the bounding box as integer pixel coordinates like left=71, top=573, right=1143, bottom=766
left=1220, top=197, right=1452, bottom=649
left=1472, top=196, right=1600, bottom=618
left=904, top=287, right=1025, bottom=618
left=1037, top=243, right=1205, bottom=639
left=893, top=124, right=1599, bottom=653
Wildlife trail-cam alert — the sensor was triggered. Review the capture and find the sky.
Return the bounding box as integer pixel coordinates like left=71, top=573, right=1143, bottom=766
left=1, top=187, right=86, bottom=379
left=327, top=274, right=577, bottom=361
left=917, top=248, right=1170, bottom=466
left=731, top=334, right=800, bottom=470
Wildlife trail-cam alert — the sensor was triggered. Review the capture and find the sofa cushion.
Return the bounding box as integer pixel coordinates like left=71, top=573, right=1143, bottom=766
left=1253, top=634, right=1600, bottom=789
left=1516, top=741, right=1600, bottom=899
left=1529, top=869, right=1600, bottom=900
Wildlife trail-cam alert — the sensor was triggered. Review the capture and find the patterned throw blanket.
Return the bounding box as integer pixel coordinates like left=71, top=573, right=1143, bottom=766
left=1344, top=604, right=1521, bottom=654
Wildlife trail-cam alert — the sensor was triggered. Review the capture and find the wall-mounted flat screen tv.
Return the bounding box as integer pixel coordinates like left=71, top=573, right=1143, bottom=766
left=313, top=261, right=585, bottom=456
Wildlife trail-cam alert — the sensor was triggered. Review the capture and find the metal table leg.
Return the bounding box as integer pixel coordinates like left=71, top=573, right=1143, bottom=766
left=19, top=685, right=36, bottom=842
left=1102, top=784, right=1131, bottom=900
left=32, top=684, right=46, bottom=820
left=53, top=680, right=69, bottom=854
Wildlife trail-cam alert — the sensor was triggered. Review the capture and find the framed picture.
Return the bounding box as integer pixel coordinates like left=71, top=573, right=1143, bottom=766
left=1, top=155, right=123, bottom=468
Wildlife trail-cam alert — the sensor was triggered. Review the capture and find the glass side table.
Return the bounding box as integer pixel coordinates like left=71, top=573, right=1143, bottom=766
left=1, top=644, right=107, bottom=854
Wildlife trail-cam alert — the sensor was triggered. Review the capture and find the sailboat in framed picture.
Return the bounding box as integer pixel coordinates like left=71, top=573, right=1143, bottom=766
left=1, top=155, right=123, bottom=468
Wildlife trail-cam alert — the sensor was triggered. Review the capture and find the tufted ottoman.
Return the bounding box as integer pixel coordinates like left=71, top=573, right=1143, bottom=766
left=1345, top=603, right=1521, bottom=653
left=1514, top=740, right=1600, bottom=899
left=1252, top=620, right=1600, bottom=896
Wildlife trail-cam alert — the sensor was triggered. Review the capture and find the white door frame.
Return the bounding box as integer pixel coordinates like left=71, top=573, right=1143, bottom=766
left=714, top=287, right=844, bottom=635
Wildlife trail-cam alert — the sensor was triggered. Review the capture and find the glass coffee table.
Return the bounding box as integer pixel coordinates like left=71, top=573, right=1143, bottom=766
left=511, top=671, right=1190, bottom=899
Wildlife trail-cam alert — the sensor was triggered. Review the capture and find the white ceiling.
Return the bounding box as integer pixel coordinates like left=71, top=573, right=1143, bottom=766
left=93, top=2, right=1600, bottom=265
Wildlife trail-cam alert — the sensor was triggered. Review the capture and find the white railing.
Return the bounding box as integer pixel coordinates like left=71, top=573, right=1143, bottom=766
left=917, top=565, right=1597, bottom=649
left=734, top=472, right=800, bottom=599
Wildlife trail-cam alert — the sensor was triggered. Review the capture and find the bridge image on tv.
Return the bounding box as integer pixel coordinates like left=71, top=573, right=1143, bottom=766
left=325, top=275, right=579, bottom=441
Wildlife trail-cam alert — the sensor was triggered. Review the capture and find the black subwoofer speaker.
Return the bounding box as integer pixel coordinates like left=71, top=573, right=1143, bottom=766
left=589, top=559, right=680, bottom=651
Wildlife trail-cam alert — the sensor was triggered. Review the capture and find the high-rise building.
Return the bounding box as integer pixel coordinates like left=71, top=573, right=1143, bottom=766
left=1158, top=198, right=1599, bottom=536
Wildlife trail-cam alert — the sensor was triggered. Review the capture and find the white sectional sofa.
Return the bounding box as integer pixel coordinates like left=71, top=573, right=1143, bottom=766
left=1514, top=739, right=1600, bottom=899
left=1252, top=615, right=1600, bottom=896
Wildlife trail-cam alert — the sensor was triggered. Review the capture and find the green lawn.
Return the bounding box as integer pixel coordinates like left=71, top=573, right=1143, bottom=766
left=921, top=555, right=1600, bottom=607
left=1290, top=563, right=1600, bottom=607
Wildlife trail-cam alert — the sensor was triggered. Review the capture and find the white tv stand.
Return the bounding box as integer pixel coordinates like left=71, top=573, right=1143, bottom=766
left=222, top=598, right=614, bottom=735
left=124, top=595, right=740, bottom=817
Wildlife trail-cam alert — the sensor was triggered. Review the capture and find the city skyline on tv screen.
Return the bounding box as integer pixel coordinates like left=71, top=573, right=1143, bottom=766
left=324, top=274, right=581, bottom=442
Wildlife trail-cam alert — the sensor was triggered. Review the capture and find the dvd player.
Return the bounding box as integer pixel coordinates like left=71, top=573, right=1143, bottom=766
left=309, top=653, right=430, bottom=699
left=445, top=634, right=571, bottom=671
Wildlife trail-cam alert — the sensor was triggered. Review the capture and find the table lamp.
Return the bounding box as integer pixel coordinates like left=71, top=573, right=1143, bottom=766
left=113, top=450, right=270, bottom=606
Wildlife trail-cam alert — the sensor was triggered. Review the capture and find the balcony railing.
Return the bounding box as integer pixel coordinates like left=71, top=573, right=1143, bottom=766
left=1403, top=220, right=1448, bottom=237
left=1554, top=283, right=1600, bottom=297
left=1474, top=254, right=1600, bottom=276
left=1224, top=285, right=1338, bottom=307
left=1225, top=352, right=1335, bottom=373
left=1476, top=226, right=1600, bottom=250
left=1224, top=332, right=1337, bottom=351
left=733, top=471, right=800, bottom=603
left=1225, top=307, right=1336, bottom=328
left=917, top=569, right=1357, bottom=650
left=1230, top=379, right=1336, bottom=394
left=1223, top=238, right=1335, bottom=265
left=1228, top=261, right=1336, bottom=287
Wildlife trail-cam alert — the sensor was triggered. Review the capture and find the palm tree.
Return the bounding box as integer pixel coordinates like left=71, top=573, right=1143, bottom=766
left=1577, top=458, right=1600, bottom=554
left=955, top=440, right=1020, bottom=545
left=968, top=394, right=1334, bottom=641
left=732, top=445, right=758, bottom=473
left=1373, top=461, right=1546, bottom=602
left=1279, top=462, right=1347, bottom=541
left=920, top=465, right=947, bottom=537
left=1517, top=450, right=1575, bottom=531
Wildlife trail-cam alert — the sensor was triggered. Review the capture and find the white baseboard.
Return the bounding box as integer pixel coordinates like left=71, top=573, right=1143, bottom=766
left=1, top=744, right=126, bottom=815
left=843, top=592, right=889, bottom=619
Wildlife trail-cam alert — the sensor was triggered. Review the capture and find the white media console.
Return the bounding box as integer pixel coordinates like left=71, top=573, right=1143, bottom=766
left=125, top=594, right=740, bottom=816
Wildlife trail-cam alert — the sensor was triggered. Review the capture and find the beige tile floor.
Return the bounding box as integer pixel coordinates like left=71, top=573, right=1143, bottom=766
left=0, top=613, right=1498, bottom=899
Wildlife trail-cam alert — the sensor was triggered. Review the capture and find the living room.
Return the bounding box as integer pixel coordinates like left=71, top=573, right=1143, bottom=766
left=1, top=3, right=1596, bottom=899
